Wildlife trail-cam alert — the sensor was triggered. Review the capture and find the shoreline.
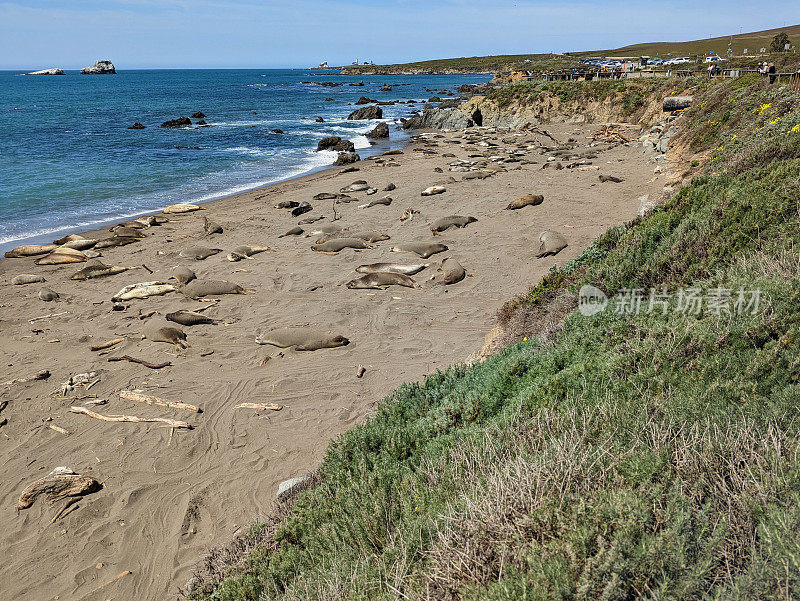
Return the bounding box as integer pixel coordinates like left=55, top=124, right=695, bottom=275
left=0, top=130, right=405, bottom=255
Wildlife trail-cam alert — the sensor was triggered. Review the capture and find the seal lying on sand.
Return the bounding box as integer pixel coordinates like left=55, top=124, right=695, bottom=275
left=35, top=247, right=88, bottom=265
left=61, top=238, right=99, bottom=251
left=359, top=196, right=392, bottom=209
left=311, top=238, right=371, bottom=253
left=346, top=272, right=418, bottom=289
left=437, top=257, right=466, bottom=285
left=306, top=225, right=342, bottom=236
left=255, top=327, right=349, bottom=351
left=315, top=231, right=389, bottom=244
left=227, top=245, right=270, bottom=262
left=421, top=185, right=446, bottom=196
left=71, top=261, right=128, bottom=280
left=111, top=226, right=147, bottom=239
left=430, top=216, right=477, bottom=234
left=390, top=242, right=448, bottom=259
left=11, top=274, right=46, bottom=285
left=163, top=203, right=202, bottom=214
left=356, top=262, right=429, bottom=275
left=536, top=230, right=568, bottom=257
left=4, top=244, right=58, bottom=258
left=506, top=194, right=544, bottom=210
left=54, top=234, right=88, bottom=245
left=38, top=287, right=60, bottom=301
left=166, top=310, right=217, bottom=326
left=279, top=226, right=304, bottom=237
left=143, top=321, right=188, bottom=349
left=203, top=216, right=223, bottom=235
left=94, top=236, right=139, bottom=249
left=181, top=279, right=245, bottom=299
left=179, top=247, right=222, bottom=261
left=112, top=281, right=176, bottom=301
left=340, top=181, right=369, bottom=193
left=170, top=266, right=197, bottom=285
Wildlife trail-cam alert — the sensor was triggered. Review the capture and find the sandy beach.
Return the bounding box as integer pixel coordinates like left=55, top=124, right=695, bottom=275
left=0, top=122, right=666, bottom=600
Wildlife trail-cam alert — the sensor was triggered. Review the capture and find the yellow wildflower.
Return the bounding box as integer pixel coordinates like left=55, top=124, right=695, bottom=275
left=758, top=103, right=772, bottom=115
left=790, top=124, right=800, bottom=134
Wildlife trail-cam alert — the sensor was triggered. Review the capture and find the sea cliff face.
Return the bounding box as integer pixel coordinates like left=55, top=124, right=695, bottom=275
left=80, top=60, right=116, bottom=74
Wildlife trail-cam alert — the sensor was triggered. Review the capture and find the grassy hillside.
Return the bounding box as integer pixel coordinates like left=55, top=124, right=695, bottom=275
left=602, top=23, right=800, bottom=58
left=191, top=76, right=800, bottom=600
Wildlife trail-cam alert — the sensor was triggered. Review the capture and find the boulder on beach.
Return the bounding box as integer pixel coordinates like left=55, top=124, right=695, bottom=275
left=334, top=152, right=361, bottom=166
left=317, top=136, right=355, bottom=152
left=347, top=106, right=383, bottom=121
left=25, top=68, right=65, bottom=76
left=128, top=122, right=145, bottom=130
left=80, top=60, right=116, bottom=74
left=366, top=122, right=390, bottom=140
left=160, top=117, right=192, bottom=128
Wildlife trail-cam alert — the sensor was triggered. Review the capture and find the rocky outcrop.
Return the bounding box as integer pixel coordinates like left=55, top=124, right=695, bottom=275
left=355, top=96, right=378, bottom=105
left=128, top=122, right=145, bottom=130
left=191, top=111, right=206, bottom=119
left=317, top=136, right=355, bottom=152
left=366, top=122, right=390, bottom=140
left=25, top=68, right=65, bottom=76
left=160, top=117, right=192, bottom=128
left=347, top=106, right=383, bottom=120
left=333, top=152, right=360, bottom=166
left=80, top=60, right=116, bottom=74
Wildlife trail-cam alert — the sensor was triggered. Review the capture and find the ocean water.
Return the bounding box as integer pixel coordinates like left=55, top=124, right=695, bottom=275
left=0, top=69, right=490, bottom=251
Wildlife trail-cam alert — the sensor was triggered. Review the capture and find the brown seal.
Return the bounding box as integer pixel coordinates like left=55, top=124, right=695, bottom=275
left=311, top=238, right=370, bottom=253
left=390, top=243, right=448, bottom=259
left=346, top=272, right=418, bottom=289
left=536, top=231, right=568, bottom=257
left=506, top=194, right=543, bottom=210
left=255, top=327, right=350, bottom=351
left=181, top=279, right=245, bottom=299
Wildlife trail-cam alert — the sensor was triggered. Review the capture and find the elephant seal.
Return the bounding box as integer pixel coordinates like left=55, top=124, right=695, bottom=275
left=143, top=321, right=188, bottom=349
left=275, top=200, right=299, bottom=209
left=506, top=194, right=544, bottom=210
left=307, top=225, right=342, bottom=236
left=4, top=244, right=58, bottom=258
left=340, top=181, right=369, bottom=193
left=437, top=258, right=466, bottom=285
left=599, top=175, right=624, bottom=183
left=53, top=234, right=87, bottom=245
left=11, top=274, right=46, bottom=285
left=346, top=272, right=418, bottom=289
left=62, top=238, right=99, bottom=251
left=72, top=261, right=128, bottom=280
left=94, top=236, right=139, bottom=249
left=166, top=310, right=217, bottom=326
left=110, top=226, right=146, bottom=239
left=255, top=327, right=349, bottom=351
left=536, top=231, right=568, bottom=258
left=112, top=281, right=176, bottom=301
left=390, top=243, right=448, bottom=259
left=203, top=216, right=223, bottom=235
left=421, top=185, right=446, bottom=196
left=179, top=247, right=222, bottom=260
left=359, top=196, right=392, bottom=209
left=170, top=266, right=197, bottom=285
left=279, top=226, right=304, bottom=237
left=311, top=238, right=370, bottom=253
left=163, top=203, right=202, bottom=214
left=38, top=287, right=60, bottom=301
left=227, top=245, right=270, bottom=262
left=315, top=231, right=389, bottom=244
left=35, top=247, right=88, bottom=265
left=356, top=263, right=429, bottom=275
left=430, top=215, right=477, bottom=234
left=181, top=279, right=245, bottom=299
left=291, top=202, right=312, bottom=217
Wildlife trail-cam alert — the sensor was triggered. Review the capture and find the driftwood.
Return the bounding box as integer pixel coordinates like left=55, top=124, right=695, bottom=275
left=47, top=424, right=70, bottom=435
left=234, top=403, right=283, bottom=411
left=69, top=406, right=193, bottom=429
left=90, top=338, right=124, bottom=351
left=28, top=311, right=68, bottom=323
left=50, top=496, right=79, bottom=523
left=107, top=356, right=171, bottom=369
left=76, top=570, right=132, bottom=601
left=3, top=370, right=50, bottom=387
left=119, top=390, right=201, bottom=413
left=17, top=467, right=101, bottom=511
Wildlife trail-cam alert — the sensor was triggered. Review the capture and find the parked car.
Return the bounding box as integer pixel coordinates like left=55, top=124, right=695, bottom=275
left=704, top=56, right=727, bottom=63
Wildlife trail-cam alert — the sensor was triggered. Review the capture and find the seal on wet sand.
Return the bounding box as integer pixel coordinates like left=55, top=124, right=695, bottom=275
left=506, top=194, right=544, bottom=210
left=311, top=238, right=371, bottom=253
left=94, top=236, right=139, bottom=249
left=390, top=242, right=448, bottom=259
left=4, top=244, right=58, bottom=258
left=430, top=215, right=477, bottom=234
left=255, top=327, right=350, bottom=351
left=181, top=279, right=246, bottom=299
left=166, top=310, right=218, bottom=326
left=346, top=272, right=418, bottom=289
left=163, top=203, right=203, bottom=214
left=34, top=247, right=89, bottom=265
left=203, top=216, right=223, bottom=235
left=536, top=230, right=568, bottom=258
left=356, top=263, right=429, bottom=275
left=226, top=245, right=270, bottom=262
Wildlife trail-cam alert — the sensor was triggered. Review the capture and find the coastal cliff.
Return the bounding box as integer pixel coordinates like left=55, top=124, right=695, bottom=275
left=80, top=60, right=116, bottom=74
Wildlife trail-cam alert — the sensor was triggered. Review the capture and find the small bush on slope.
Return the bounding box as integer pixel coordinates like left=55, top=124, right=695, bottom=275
left=194, top=79, right=800, bottom=601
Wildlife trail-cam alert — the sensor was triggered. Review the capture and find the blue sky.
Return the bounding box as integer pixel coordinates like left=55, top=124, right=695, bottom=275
left=1, top=0, right=798, bottom=69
